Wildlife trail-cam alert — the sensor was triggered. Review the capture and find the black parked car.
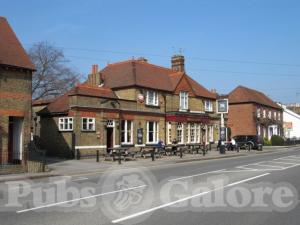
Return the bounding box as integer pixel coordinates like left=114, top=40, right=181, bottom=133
left=233, top=135, right=263, bottom=151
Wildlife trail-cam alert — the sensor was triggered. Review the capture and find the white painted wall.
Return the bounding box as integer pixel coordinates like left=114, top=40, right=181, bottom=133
left=278, top=103, right=300, bottom=139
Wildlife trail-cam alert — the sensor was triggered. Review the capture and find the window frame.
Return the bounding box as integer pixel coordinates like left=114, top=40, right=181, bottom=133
left=146, top=90, right=159, bottom=106
left=58, top=117, right=73, bottom=131
left=147, top=121, right=159, bottom=144
left=177, top=123, right=184, bottom=144
left=204, top=100, right=213, bottom=112
left=179, top=91, right=189, bottom=110
left=81, top=117, right=96, bottom=131
left=121, top=120, right=133, bottom=145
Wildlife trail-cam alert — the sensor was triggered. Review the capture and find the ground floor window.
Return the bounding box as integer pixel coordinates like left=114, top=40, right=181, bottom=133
left=59, top=117, right=73, bottom=131
left=257, top=125, right=261, bottom=136
left=147, top=121, right=159, bottom=144
left=167, top=122, right=172, bottom=144
left=209, top=125, right=214, bottom=142
left=177, top=123, right=183, bottom=144
left=82, top=117, right=95, bottom=131
left=121, top=120, right=133, bottom=144
left=185, top=123, right=190, bottom=143
left=190, top=123, right=196, bottom=143
left=196, top=124, right=201, bottom=143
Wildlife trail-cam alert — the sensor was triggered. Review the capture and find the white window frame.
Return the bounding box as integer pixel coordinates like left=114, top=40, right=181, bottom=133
left=177, top=123, right=184, bottom=144
left=278, top=112, right=281, bottom=120
left=167, top=122, right=172, bottom=144
left=209, top=125, right=214, bottom=142
left=179, top=91, right=188, bottom=110
left=257, top=108, right=261, bottom=118
left=81, top=117, right=95, bottom=131
left=268, top=111, right=272, bottom=119
left=273, top=111, right=277, bottom=120
left=59, top=117, right=73, bottom=131
left=146, top=90, right=159, bottom=106
left=257, top=125, right=261, bottom=135
left=121, top=120, right=133, bottom=144
left=186, top=123, right=190, bottom=143
left=196, top=124, right=201, bottom=143
left=190, top=123, right=197, bottom=143
left=263, top=110, right=266, bottom=118
left=147, top=121, right=159, bottom=144
left=204, top=100, right=213, bottom=112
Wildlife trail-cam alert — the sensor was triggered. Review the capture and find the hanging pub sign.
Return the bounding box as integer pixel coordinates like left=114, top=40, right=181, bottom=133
left=137, top=94, right=144, bottom=103
left=216, top=99, right=228, bottom=114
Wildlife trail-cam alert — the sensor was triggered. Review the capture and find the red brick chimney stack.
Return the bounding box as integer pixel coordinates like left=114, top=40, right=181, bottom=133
left=171, top=55, right=185, bottom=72
left=91, top=64, right=98, bottom=74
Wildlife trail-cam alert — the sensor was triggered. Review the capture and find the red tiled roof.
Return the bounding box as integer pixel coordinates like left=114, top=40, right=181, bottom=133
left=32, top=98, right=56, bottom=106
left=43, top=85, right=117, bottom=114
left=228, top=86, right=281, bottom=109
left=0, top=17, right=35, bottom=70
left=68, top=84, right=117, bottom=99
left=101, top=59, right=216, bottom=99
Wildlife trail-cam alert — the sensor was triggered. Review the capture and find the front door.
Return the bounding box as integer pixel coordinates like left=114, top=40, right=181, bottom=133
left=7, top=117, right=23, bottom=163
left=106, top=128, right=114, bottom=153
left=8, top=117, right=14, bottom=162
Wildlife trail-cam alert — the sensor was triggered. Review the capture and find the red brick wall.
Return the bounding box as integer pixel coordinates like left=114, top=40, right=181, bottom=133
left=228, top=103, right=256, bottom=137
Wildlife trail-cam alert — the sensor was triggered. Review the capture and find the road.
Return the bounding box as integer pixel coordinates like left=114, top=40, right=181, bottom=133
left=1, top=147, right=300, bottom=225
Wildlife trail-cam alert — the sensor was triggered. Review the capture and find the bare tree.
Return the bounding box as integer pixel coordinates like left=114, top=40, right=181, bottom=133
left=29, top=42, right=81, bottom=100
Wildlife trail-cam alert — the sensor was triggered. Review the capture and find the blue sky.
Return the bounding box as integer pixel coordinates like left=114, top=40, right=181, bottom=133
left=3, top=0, right=300, bottom=103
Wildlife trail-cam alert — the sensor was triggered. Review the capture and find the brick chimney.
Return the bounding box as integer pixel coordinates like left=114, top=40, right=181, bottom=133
left=171, top=55, right=185, bottom=72
left=88, top=64, right=101, bottom=87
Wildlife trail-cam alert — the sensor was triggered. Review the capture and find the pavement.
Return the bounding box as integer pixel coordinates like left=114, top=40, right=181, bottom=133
left=0, top=145, right=300, bottom=225
left=0, top=145, right=295, bottom=182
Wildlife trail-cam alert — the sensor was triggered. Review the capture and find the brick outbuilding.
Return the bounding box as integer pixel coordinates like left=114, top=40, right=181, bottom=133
left=228, top=86, right=283, bottom=140
left=0, top=17, right=35, bottom=165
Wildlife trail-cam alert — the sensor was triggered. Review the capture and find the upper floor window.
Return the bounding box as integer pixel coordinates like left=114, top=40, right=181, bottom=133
left=121, top=120, right=133, bottom=144
left=147, top=121, right=159, bottom=144
left=59, top=117, right=73, bottom=131
left=273, top=112, right=277, bottom=120
left=257, top=108, right=261, bottom=118
left=263, top=110, right=266, bottom=118
left=179, top=91, right=188, bottom=110
left=146, top=90, right=158, bottom=106
left=204, top=100, right=213, bottom=112
left=278, top=112, right=281, bottom=120
left=82, top=117, right=95, bottom=131
left=268, top=111, right=272, bottom=119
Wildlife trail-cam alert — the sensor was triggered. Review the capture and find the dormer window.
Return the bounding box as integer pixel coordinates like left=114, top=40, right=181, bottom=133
left=179, top=91, right=188, bottom=110
left=146, top=90, right=158, bottom=106
left=204, top=100, right=213, bottom=112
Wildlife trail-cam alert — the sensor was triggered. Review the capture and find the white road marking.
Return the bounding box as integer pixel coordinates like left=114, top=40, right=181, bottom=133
left=16, top=185, right=147, bottom=213
left=72, top=177, right=89, bottom=182
left=168, top=169, right=226, bottom=182
left=270, top=161, right=298, bottom=165
left=111, top=173, right=270, bottom=224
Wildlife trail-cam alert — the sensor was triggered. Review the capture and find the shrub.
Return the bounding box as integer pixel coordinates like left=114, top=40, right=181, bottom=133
left=271, top=135, right=284, bottom=146
left=263, top=137, right=271, bottom=146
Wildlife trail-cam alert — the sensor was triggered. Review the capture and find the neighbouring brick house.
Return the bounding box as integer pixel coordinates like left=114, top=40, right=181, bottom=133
left=0, top=17, right=35, bottom=165
left=228, top=86, right=283, bottom=140
left=38, top=55, right=222, bottom=157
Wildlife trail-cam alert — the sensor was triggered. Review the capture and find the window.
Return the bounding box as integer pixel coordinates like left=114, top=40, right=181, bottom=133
left=268, top=111, right=272, bottom=119
left=190, top=123, right=196, bottom=143
left=179, top=91, right=188, bottom=110
left=167, top=122, right=172, bottom=144
left=273, top=112, right=277, bottom=120
left=257, top=108, right=261, bottom=118
left=107, top=120, right=114, bottom=127
left=196, top=124, right=201, bottom=143
left=147, top=121, right=159, bottom=144
left=82, top=117, right=95, bottom=131
left=59, top=117, right=73, bottom=131
left=209, top=125, right=214, bottom=142
left=177, top=123, right=184, bottom=144
left=278, top=112, right=281, bottom=120
left=121, top=120, right=133, bottom=144
left=263, top=110, right=266, bottom=118
left=204, top=100, right=213, bottom=112
left=186, top=123, right=190, bottom=143
left=146, top=90, right=158, bottom=106
left=257, top=125, right=261, bottom=135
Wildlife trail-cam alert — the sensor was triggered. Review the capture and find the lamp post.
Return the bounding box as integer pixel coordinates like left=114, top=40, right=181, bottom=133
left=217, top=98, right=228, bottom=154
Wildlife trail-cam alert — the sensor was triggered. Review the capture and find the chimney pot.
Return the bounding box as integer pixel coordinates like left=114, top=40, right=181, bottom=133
left=91, top=64, right=98, bottom=74
left=171, top=55, right=185, bottom=72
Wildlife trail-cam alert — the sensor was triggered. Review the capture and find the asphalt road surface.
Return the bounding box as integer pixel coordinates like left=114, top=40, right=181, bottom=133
left=1, top=147, right=300, bottom=225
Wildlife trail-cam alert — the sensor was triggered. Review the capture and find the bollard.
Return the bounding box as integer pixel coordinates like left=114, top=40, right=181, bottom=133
left=96, top=150, right=99, bottom=162
left=76, top=149, right=80, bottom=160
left=118, top=149, right=121, bottom=164
left=151, top=148, right=155, bottom=161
